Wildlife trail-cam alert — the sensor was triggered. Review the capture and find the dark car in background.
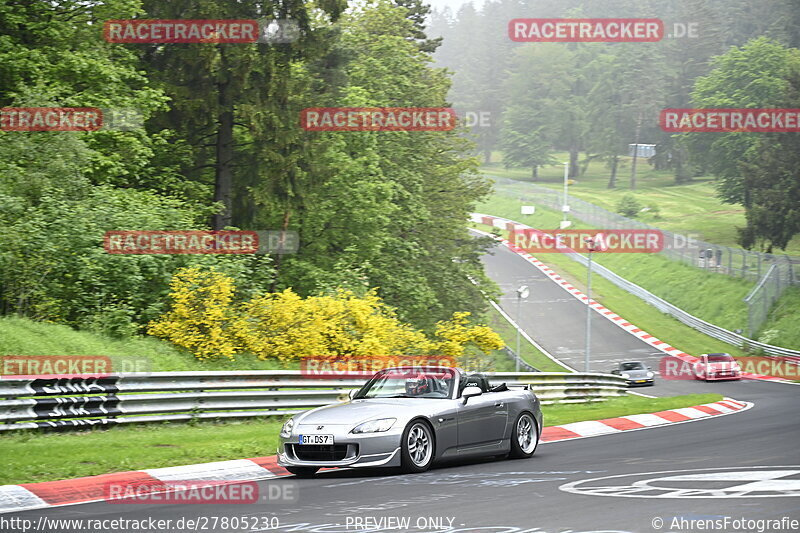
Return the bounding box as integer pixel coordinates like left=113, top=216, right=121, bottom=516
left=611, top=361, right=655, bottom=387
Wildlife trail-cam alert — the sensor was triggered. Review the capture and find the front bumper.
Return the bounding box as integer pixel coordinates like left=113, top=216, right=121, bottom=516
left=278, top=424, right=404, bottom=469
left=625, top=378, right=655, bottom=387
left=705, top=372, right=741, bottom=381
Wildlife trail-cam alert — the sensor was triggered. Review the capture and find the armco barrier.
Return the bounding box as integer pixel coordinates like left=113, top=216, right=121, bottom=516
left=0, top=370, right=627, bottom=431
left=472, top=213, right=800, bottom=361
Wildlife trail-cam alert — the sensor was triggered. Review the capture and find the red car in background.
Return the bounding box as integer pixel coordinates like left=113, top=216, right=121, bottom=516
left=694, top=353, right=742, bottom=381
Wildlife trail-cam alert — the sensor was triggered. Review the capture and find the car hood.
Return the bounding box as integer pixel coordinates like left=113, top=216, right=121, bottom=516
left=705, top=362, right=739, bottom=370
left=294, top=398, right=442, bottom=426
left=621, top=369, right=650, bottom=378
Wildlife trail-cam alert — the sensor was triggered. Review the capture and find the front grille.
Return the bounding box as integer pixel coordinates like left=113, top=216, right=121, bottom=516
left=291, top=444, right=350, bottom=461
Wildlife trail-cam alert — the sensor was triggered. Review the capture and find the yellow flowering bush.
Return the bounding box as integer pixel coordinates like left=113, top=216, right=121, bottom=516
left=147, top=267, right=241, bottom=360
left=235, top=289, right=434, bottom=363
left=149, top=268, right=505, bottom=364
left=432, top=311, right=505, bottom=360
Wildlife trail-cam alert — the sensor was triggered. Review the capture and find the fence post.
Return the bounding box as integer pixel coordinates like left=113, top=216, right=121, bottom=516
left=727, top=248, right=732, bottom=276
left=741, top=250, right=747, bottom=278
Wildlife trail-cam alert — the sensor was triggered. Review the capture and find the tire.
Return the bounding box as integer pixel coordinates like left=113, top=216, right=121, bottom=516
left=509, top=412, right=538, bottom=459
left=286, top=466, right=318, bottom=478
left=400, top=420, right=435, bottom=473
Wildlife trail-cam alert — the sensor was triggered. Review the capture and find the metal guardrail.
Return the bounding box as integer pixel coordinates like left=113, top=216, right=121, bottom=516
left=0, top=371, right=628, bottom=431
left=473, top=214, right=800, bottom=359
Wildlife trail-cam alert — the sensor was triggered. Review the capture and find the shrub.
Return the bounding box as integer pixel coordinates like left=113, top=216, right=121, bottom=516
left=616, top=194, right=642, bottom=218
left=149, top=270, right=505, bottom=363
left=147, top=267, right=241, bottom=360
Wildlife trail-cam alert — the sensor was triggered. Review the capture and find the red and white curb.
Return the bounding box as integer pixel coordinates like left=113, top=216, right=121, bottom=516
left=0, top=456, right=288, bottom=514
left=540, top=398, right=751, bottom=442
left=470, top=214, right=788, bottom=383
left=0, top=399, right=751, bottom=514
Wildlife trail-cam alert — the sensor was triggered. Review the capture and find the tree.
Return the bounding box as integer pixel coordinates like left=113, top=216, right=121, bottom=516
left=500, top=43, right=575, bottom=177
left=682, top=37, right=800, bottom=251
left=138, top=0, right=347, bottom=230
left=686, top=38, right=799, bottom=203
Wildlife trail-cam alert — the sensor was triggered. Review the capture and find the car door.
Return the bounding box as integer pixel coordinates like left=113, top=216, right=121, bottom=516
left=456, top=388, right=508, bottom=450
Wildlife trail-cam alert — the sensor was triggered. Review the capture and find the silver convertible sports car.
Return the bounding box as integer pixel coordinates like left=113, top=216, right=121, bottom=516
left=277, top=366, right=542, bottom=477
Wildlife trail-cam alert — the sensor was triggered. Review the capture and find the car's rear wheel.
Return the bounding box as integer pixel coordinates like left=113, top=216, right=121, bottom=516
left=286, top=466, right=318, bottom=478
left=509, top=412, right=538, bottom=459
left=401, top=420, right=434, bottom=473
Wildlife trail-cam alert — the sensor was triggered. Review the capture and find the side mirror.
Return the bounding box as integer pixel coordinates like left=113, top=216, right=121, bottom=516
left=347, top=389, right=358, bottom=400
left=462, top=386, right=483, bottom=402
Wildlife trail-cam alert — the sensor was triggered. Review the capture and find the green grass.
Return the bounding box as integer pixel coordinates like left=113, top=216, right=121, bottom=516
left=0, top=419, right=286, bottom=485
left=0, top=316, right=294, bottom=371
left=482, top=152, right=800, bottom=255
left=0, top=393, right=722, bottom=485
left=542, top=393, right=723, bottom=426
left=484, top=304, right=568, bottom=372
left=475, top=191, right=800, bottom=350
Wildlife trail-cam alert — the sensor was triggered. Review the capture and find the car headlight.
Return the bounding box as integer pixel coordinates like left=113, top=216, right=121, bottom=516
left=280, top=418, right=295, bottom=438
left=646, top=371, right=654, bottom=378
left=350, top=418, right=396, bottom=434
left=621, top=373, right=631, bottom=379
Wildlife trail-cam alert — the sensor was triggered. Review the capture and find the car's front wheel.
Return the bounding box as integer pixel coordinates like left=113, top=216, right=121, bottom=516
left=400, top=420, right=435, bottom=473
left=286, top=466, right=318, bottom=478
left=509, top=412, right=538, bottom=459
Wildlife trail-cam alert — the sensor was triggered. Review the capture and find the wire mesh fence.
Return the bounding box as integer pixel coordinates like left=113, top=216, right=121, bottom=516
left=493, top=178, right=799, bottom=337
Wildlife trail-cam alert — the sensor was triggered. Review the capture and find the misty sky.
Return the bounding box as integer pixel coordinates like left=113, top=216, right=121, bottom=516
left=427, top=0, right=484, bottom=15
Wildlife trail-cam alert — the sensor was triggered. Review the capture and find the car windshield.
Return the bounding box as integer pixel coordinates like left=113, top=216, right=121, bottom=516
left=359, top=368, right=455, bottom=399
left=707, top=354, right=734, bottom=362
left=621, top=362, right=645, bottom=370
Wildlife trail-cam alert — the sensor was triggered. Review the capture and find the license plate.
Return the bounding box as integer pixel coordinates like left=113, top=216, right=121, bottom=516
left=298, top=434, right=334, bottom=445
left=635, top=380, right=647, bottom=383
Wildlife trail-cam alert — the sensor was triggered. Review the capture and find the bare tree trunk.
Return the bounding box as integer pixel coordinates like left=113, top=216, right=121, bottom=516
left=630, top=110, right=643, bottom=191
left=213, top=59, right=234, bottom=230
left=607, top=155, right=618, bottom=189
left=569, top=147, right=579, bottom=178
left=269, top=208, right=292, bottom=292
